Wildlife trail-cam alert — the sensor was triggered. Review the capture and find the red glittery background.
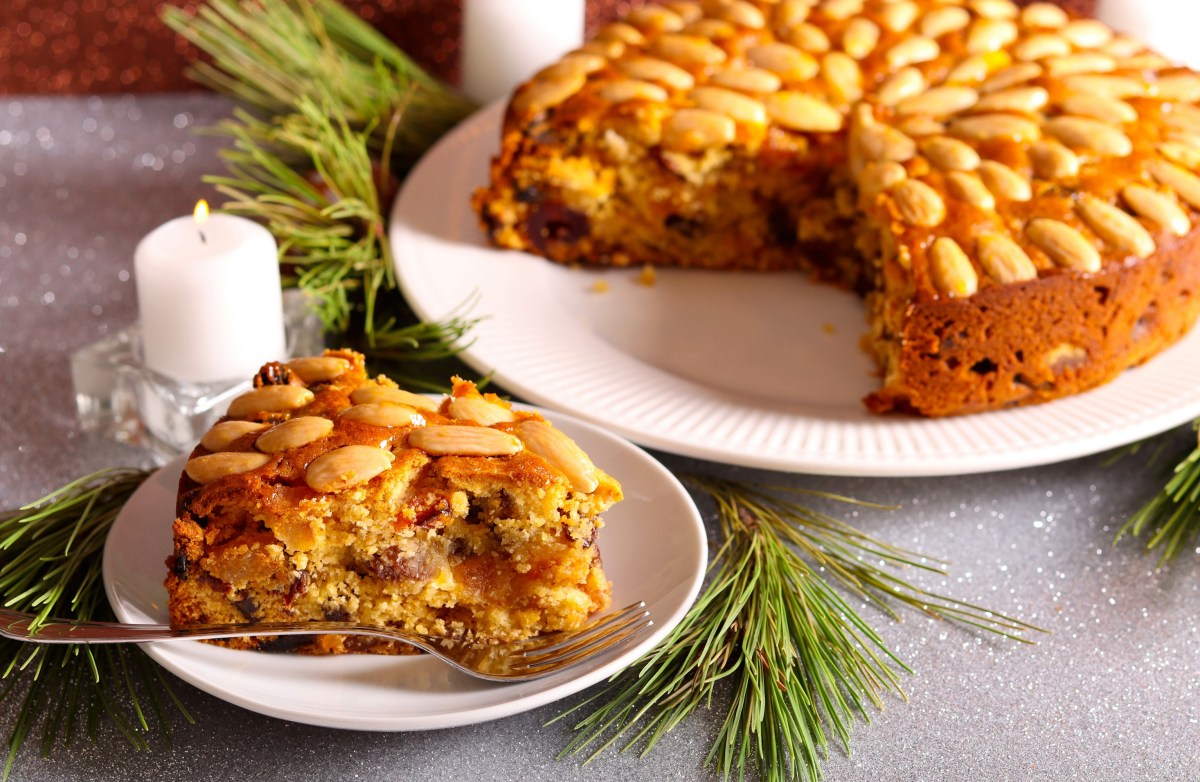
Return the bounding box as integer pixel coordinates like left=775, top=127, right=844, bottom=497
left=0, top=0, right=1095, bottom=95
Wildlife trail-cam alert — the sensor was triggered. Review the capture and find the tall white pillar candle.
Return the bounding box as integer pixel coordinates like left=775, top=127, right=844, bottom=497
left=134, top=202, right=286, bottom=383
left=460, top=0, right=586, bottom=105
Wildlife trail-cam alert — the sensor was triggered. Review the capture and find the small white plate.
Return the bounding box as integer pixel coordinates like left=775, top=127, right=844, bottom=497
left=102, top=408, right=707, bottom=731
left=390, top=103, right=1200, bottom=476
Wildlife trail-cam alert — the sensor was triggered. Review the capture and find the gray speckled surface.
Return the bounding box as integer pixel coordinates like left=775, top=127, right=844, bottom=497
left=1, top=94, right=1197, bottom=781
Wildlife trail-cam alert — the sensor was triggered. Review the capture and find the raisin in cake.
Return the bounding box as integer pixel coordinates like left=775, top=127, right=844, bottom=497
left=165, top=350, right=619, bottom=654
left=474, top=0, right=1200, bottom=416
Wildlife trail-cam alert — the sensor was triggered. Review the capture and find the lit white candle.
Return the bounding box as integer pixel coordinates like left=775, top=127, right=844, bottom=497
left=460, top=0, right=586, bottom=104
left=134, top=201, right=286, bottom=383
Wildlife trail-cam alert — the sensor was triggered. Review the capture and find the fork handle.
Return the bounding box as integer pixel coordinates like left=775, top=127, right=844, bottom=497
left=0, top=615, right=427, bottom=648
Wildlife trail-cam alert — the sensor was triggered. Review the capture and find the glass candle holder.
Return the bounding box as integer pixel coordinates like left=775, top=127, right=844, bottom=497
left=70, top=288, right=325, bottom=462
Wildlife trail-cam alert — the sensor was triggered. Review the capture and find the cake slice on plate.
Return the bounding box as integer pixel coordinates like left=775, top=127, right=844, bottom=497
left=165, top=350, right=619, bottom=654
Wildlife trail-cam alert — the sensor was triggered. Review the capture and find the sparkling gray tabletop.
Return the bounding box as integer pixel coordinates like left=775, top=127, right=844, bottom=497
left=1, top=93, right=1197, bottom=781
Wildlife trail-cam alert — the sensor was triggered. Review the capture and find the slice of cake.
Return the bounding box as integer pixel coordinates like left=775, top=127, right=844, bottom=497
left=164, top=350, right=619, bottom=654
left=473, top=0, right=1200, bottom=416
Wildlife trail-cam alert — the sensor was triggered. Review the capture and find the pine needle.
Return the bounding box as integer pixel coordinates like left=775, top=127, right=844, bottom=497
left=556, top=477, right=1042, bottom=782
left=1116, top=422, right=1200, bottom=566
left=0, top=469, right=193, bottom=782
left=161, top=0, right=474, bottom=172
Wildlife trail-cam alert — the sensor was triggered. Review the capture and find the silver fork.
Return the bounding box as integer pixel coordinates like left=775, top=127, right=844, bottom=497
left=0, top=602, right=651, bottom=683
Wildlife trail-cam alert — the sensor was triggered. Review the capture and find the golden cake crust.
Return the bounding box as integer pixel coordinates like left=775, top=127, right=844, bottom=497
left=474, top=0, right=1200, bottom=416
left=165, top=351, right=620, bottom=654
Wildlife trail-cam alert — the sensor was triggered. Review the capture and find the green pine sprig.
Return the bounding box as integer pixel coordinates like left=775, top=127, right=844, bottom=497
left=0, top=469, right=192, bottom=781
left=555, top=477, right=1040, bottom=782
left=1116, top=422, right=1200, bottom=566
left=162, top=0, right=474, bottom=172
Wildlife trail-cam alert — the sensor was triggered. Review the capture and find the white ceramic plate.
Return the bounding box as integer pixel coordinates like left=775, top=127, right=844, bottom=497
left=102, top=408, right=706, bottom=731
left=390, top=103, right=1200, bottom=476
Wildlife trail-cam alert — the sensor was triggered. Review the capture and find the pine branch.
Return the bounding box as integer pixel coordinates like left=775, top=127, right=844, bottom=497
left=555, top=478, right=1041, bottom=782
left=162, top=0, right=474, bottom=172
left=1116, top=422, right=1200, bottom=566
left=0, top=470, right=193, bottom=781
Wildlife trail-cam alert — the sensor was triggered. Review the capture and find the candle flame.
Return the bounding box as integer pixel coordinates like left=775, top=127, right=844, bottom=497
left=194, top=199, right=210, bottom=224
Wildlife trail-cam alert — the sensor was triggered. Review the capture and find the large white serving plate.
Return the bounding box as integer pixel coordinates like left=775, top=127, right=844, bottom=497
left=390, top=103, right=1200, bottom=476
left=102, top=407, right=707, bottom=731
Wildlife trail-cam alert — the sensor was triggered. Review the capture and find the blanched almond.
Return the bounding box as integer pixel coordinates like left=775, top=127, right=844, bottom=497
left=896, top=86, right=978, bottom=117
left=1061, top=74, right=1146, bottom=99
left=1061, top=19, right=1113, bottom=49
left=970, top=0, right=1018, bottom=19
left=966, top=19, right=1018, bottom=55
left=286, top=356, right=350, bottom=383
left=599, top=80, right=670, bottom=104
left=946, top=171, right=996, bottom=210
left=764, top=92, right=843, bottom=132
left=880, top=1, right=919, bottom=33
left=691, top=87, right=768, bottom=124
left=620, top=57, right=695, bottom=90
left=920, top=136, right=980, bottom=171
left=1044, top=116, right=1132, bottom=157
left=891, top=179, right=946, bottom=226
left=1149, top=158, right=1200, bottom=209
left=822, top=52, right=863, bottom=103
left=661, top=108, right=737, bottom=152
left=885, top=36, right=940, bottom=69
left=408, top=425, right=524, bottom=457
left=1155, top=74, right=1200, bottom=102
left=973, top=86, right=1049, bottom=114
left=513, top=420, right=600, bottom=493
left=1029, top=140, right=1080, bottom=180
left=626, top=6, right=686, bottom=33
left=710, top=68, right=782, bottom=94
left=786, top=23, right=831, bottom=54
left=842, top=17, right=880, bottom=60
left=1027, top=219, right=1102, bottom=272
left=255, top=416, right=334, bottom=453
left=227, top=385, right=315, bottom=419
left=185, top=452, right=271, bottom=485
left=654, top=34, right=727, bottom=67
left=980, top=63, right=1043, bottom=93
left=1044, top=53, right=1117, bottom=77
left=949, top=113, right=1041, bottom=142
left=977, top=234, right=1038, bottom=283
left=858, top=161, right=908, bottom=199
left=447, top=395, right=517, bottom=426
left=876, top=67, right=926, bottom=106
left=918, top=5, right=969, bottom=38
left=340, top=403, right=426, bottom=428
left=1059, top=94, right=1137, bottom=125
left=350, top=385, right=440, bottom=412
left=201, top=421, right=268, bottom=453
left=708, top=0, right=765, bottom=28
left=856, top=122, right=917, bottom=162
left=1122, top=185, right=1191, bottom=237
left=929, top=237, right=979, bottom=298
left=978, top=161, right=1032, bottom=202
left=1013, top=33, right=1071, bottom=62
left=1021, top=2, right=1068, bottom=29
left=511, top=74, right=586, bottom=115
left=305, top=445, right=395, bottom=492
left=1076, top=197, right=1156, bottom=258
left=747, top=43, right=820, bottom=82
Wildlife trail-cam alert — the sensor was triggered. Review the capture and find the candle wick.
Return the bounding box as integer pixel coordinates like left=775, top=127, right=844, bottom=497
left=199, top=230, right=207, bottom=244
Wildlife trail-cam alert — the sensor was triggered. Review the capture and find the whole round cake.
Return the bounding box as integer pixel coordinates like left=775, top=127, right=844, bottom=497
left=473, top=0, right=1200, bottom=416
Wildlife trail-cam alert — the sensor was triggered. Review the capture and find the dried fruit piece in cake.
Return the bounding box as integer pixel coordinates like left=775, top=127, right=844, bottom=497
left=164, top=351, right=620, bottom=654
left=475, top=0, right=1200, bottom=416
